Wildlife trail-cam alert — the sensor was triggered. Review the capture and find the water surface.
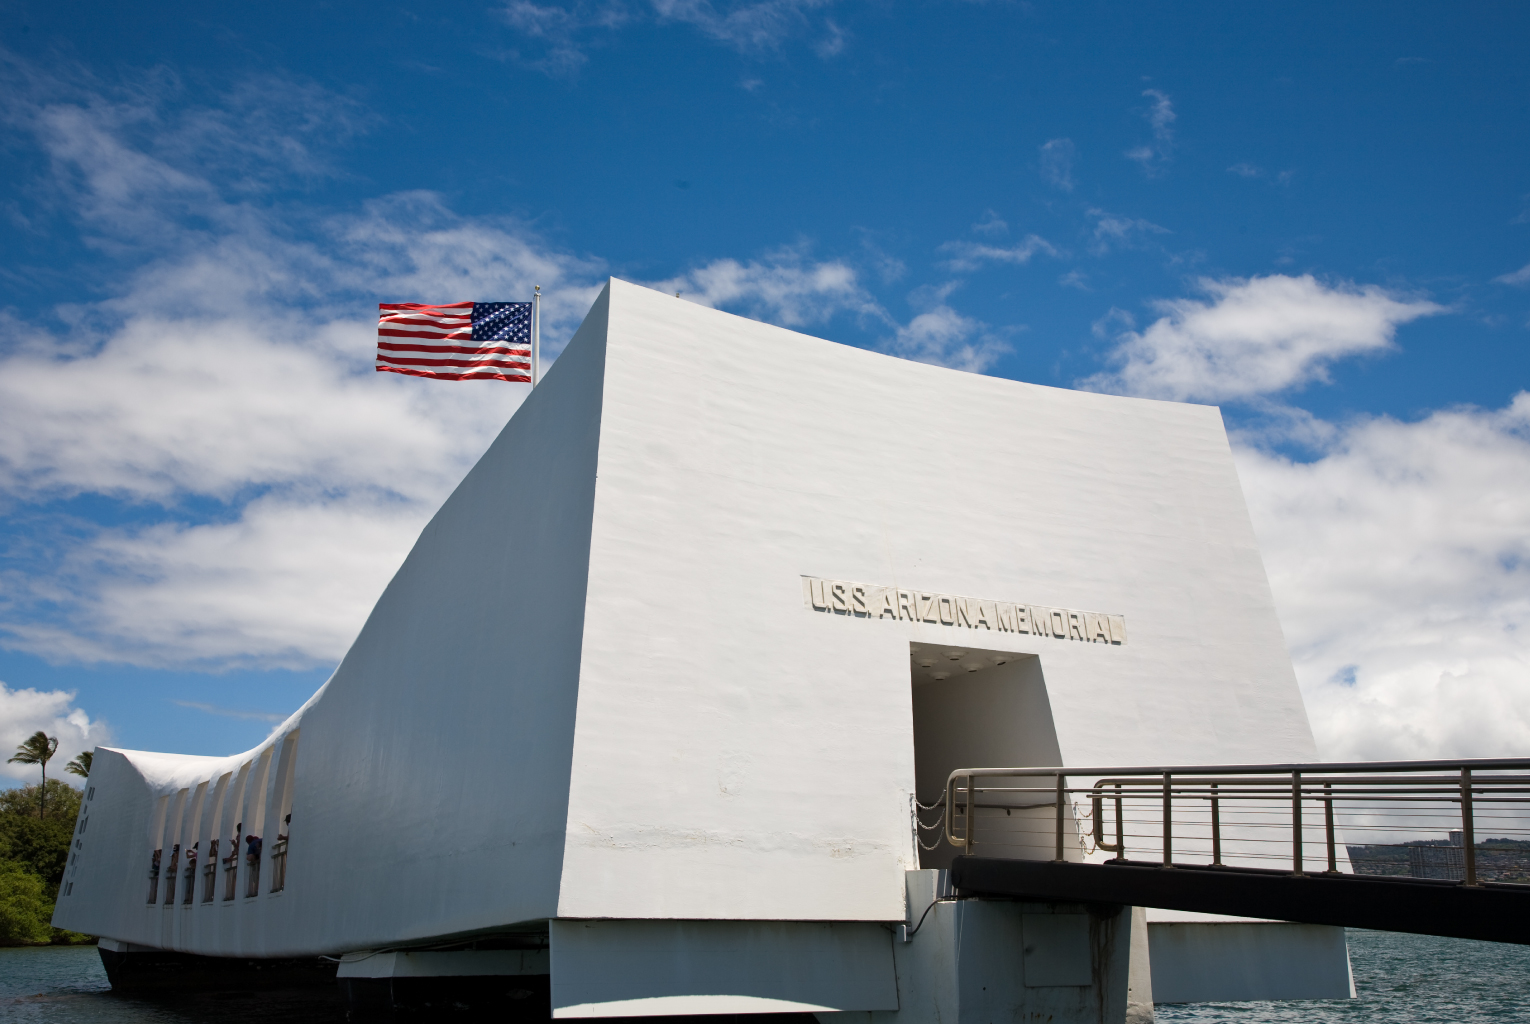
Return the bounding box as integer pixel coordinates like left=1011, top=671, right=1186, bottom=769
left=3, top=930, right=1527, bottom=1022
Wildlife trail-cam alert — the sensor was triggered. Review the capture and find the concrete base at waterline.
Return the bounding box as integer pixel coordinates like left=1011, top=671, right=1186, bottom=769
left=1146, top=919, right=1354, bottom=1003
left=856, top=870, right=1133, bottom=1024
left=96, top=936, right=336, bottom=993
left=551, top=920, right=899, bottom=1018
left=336, top=949, right=551, bottom=1020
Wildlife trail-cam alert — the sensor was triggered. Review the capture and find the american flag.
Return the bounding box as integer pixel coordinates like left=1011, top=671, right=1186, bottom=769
left=377, top=302, right=533, bottom=382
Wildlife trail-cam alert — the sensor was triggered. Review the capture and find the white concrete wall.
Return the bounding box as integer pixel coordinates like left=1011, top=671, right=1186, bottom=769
left=550, top=920, right=898, bottom=1017
left=54, top=288, right=612, bottom=955
left=869, top=871, right=1133, bottom=1024
left=1148, top=922, right=1354, bottom=1002
left=56, top=278, right=1323, bottom=962
left=557, top=279, right=1316, bottom=923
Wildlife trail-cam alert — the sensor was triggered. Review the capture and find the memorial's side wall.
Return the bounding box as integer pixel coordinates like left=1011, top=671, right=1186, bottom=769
left=56, top=287, right=616, bottom=956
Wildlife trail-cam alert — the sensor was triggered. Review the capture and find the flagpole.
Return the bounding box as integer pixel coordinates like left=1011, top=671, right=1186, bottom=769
left=531, top=286, right=541, bottom=388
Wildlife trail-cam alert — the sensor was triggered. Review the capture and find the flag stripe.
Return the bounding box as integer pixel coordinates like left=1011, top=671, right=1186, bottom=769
left=378, top=331, right=476, bottom=341
left=378, top=356, right=531, bottom=369
left=377, top=341, right=529, bottom=355
left=378, top=317, right=474, bottom=328
left=376, top=300, right=533, bottom=384
left=377, top=365, right=531, bottom=383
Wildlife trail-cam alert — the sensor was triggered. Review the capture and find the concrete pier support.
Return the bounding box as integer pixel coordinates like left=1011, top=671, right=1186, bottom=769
left=96, top=937, right=336, bottom=994
left=864, top=871, right=1134, bottom=1024
left=336, top=948, right=551, bottom=1020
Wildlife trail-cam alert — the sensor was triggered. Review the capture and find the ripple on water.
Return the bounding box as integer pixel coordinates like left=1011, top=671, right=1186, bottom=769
left=0, top=944, right=343, bottom=1024
left=1155, top=930, right=1530, bottom=1023
left=3, top=931, right=1529, bottom=1023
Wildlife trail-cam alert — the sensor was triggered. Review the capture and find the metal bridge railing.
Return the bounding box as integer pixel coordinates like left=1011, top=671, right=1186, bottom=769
left=938, top=758, right=1530, bottom=887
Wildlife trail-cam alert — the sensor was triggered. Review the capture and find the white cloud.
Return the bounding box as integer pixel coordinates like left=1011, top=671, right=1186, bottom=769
left=881, top=287, right=1010, bottom=373
left=1125, top=89, right=1175, bottom=175
left=0, top=683, right=109, bottom=784
left=171, top=700, right=286, bottom=723
left=814, top=18, right=846, bottom=57
left=1227, top=162, right=1293, bottom=186
left=656, top=246, right=889, bottom=328
left=497, top=1, right=633, bottom=75
left=0, top=312, right=515, bottom=506
left=937, top=234, right=1058, bottom=272
left=1237, top=395, right=1530, bottom=761
left=3, top=495, right=432, bottom=669
left=971, top=210, right=1008, bottom=237
left=1494, top=262, right=1530, bottom=286
left=1039, top=138, right=1075, bottom=192
left=0, top=69, right=930, bottom=669
left=496, top=0, right=838, bottom=71
left=1087, top=208, right=1169, bottom=253
left=0, top=73, right=591, bottom=668
left=1082, top=274, right=1444, bottom=403
left=651, top=0, right=833, bottom=52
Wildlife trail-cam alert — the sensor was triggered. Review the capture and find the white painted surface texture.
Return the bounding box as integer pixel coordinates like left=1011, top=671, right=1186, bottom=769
left=1148, top=922, right=1354, bottom=1003
left=550, top=919, right=898, bottom=1017
left=56, top=279, right=1322, bottom=971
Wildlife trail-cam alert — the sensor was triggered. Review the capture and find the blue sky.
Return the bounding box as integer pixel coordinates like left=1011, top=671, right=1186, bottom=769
left=2, top=0, right=1528, bottom=779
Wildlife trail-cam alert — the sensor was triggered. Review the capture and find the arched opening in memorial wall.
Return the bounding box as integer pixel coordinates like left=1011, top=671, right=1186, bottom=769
left=910, top=642, right=1066, bottom=870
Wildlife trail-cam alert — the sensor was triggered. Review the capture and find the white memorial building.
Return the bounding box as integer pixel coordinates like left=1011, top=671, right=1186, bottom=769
left=54, top=279, right=1351, bottom=1020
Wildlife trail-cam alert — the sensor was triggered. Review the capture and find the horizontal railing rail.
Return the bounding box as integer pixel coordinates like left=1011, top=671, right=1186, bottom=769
left=938, top=758, right=1530, bottom=887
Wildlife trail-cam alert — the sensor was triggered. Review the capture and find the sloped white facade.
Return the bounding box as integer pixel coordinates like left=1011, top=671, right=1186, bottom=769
left=55, top=279, right=1325, bottom=1001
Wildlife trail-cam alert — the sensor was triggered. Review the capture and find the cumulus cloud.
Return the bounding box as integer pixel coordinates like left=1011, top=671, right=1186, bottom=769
left=0, top=66, right=921, bottom=669
left=1237, top=395, right=1530, bottom=761
left=0, top=683, right=109, bottom=784
left=879, top=285, right=1010, bottom=373
left=1039, top=138, right=1076, bottom=192
left=937, top=234, right=1058, bottom=272
left=656, top=246, right=889, bottom=328
left=1125, top=89, right=1175, bottom=175
left=0, top=71, right=590, bottom=667
left=1082, top=274, right=1444, bottom=403
left=3, top=495, right=433, bottom=669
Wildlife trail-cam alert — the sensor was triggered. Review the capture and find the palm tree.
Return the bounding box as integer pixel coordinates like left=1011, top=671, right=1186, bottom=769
left=65, top=750, right=92, bottom=779
left=8, top=732, right=59, bottom=819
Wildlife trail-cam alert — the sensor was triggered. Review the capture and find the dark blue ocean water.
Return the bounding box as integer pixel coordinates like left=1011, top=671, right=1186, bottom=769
left=1, top=930, right=1526, bottom=1022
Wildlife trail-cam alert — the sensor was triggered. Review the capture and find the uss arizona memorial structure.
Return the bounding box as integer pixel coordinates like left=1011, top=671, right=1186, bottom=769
left=55, top=279, right=1349, bottom=1018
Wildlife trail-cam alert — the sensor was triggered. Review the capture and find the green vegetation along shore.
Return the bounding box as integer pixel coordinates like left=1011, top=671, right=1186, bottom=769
left=0, top=780, right=94, bottom=946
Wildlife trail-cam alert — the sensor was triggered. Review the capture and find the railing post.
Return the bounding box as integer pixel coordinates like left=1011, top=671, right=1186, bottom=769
left=1210, top=783, right=1222, bottom=866
left=1162, top=773, right=1173, bottom=868
left=967, top=774, right=977, bottom=851
left=1292, top=770, right=1303, bottom=875
left=1461, top=767, right=1478, bottom=886
left=1324, top=782, right=1337, bottom=873
left=1054, top=774, right=1066, bottom=862
left=1115, top=783, right=1124, bottom=860
left=946, top=775, right=957, bottom=848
